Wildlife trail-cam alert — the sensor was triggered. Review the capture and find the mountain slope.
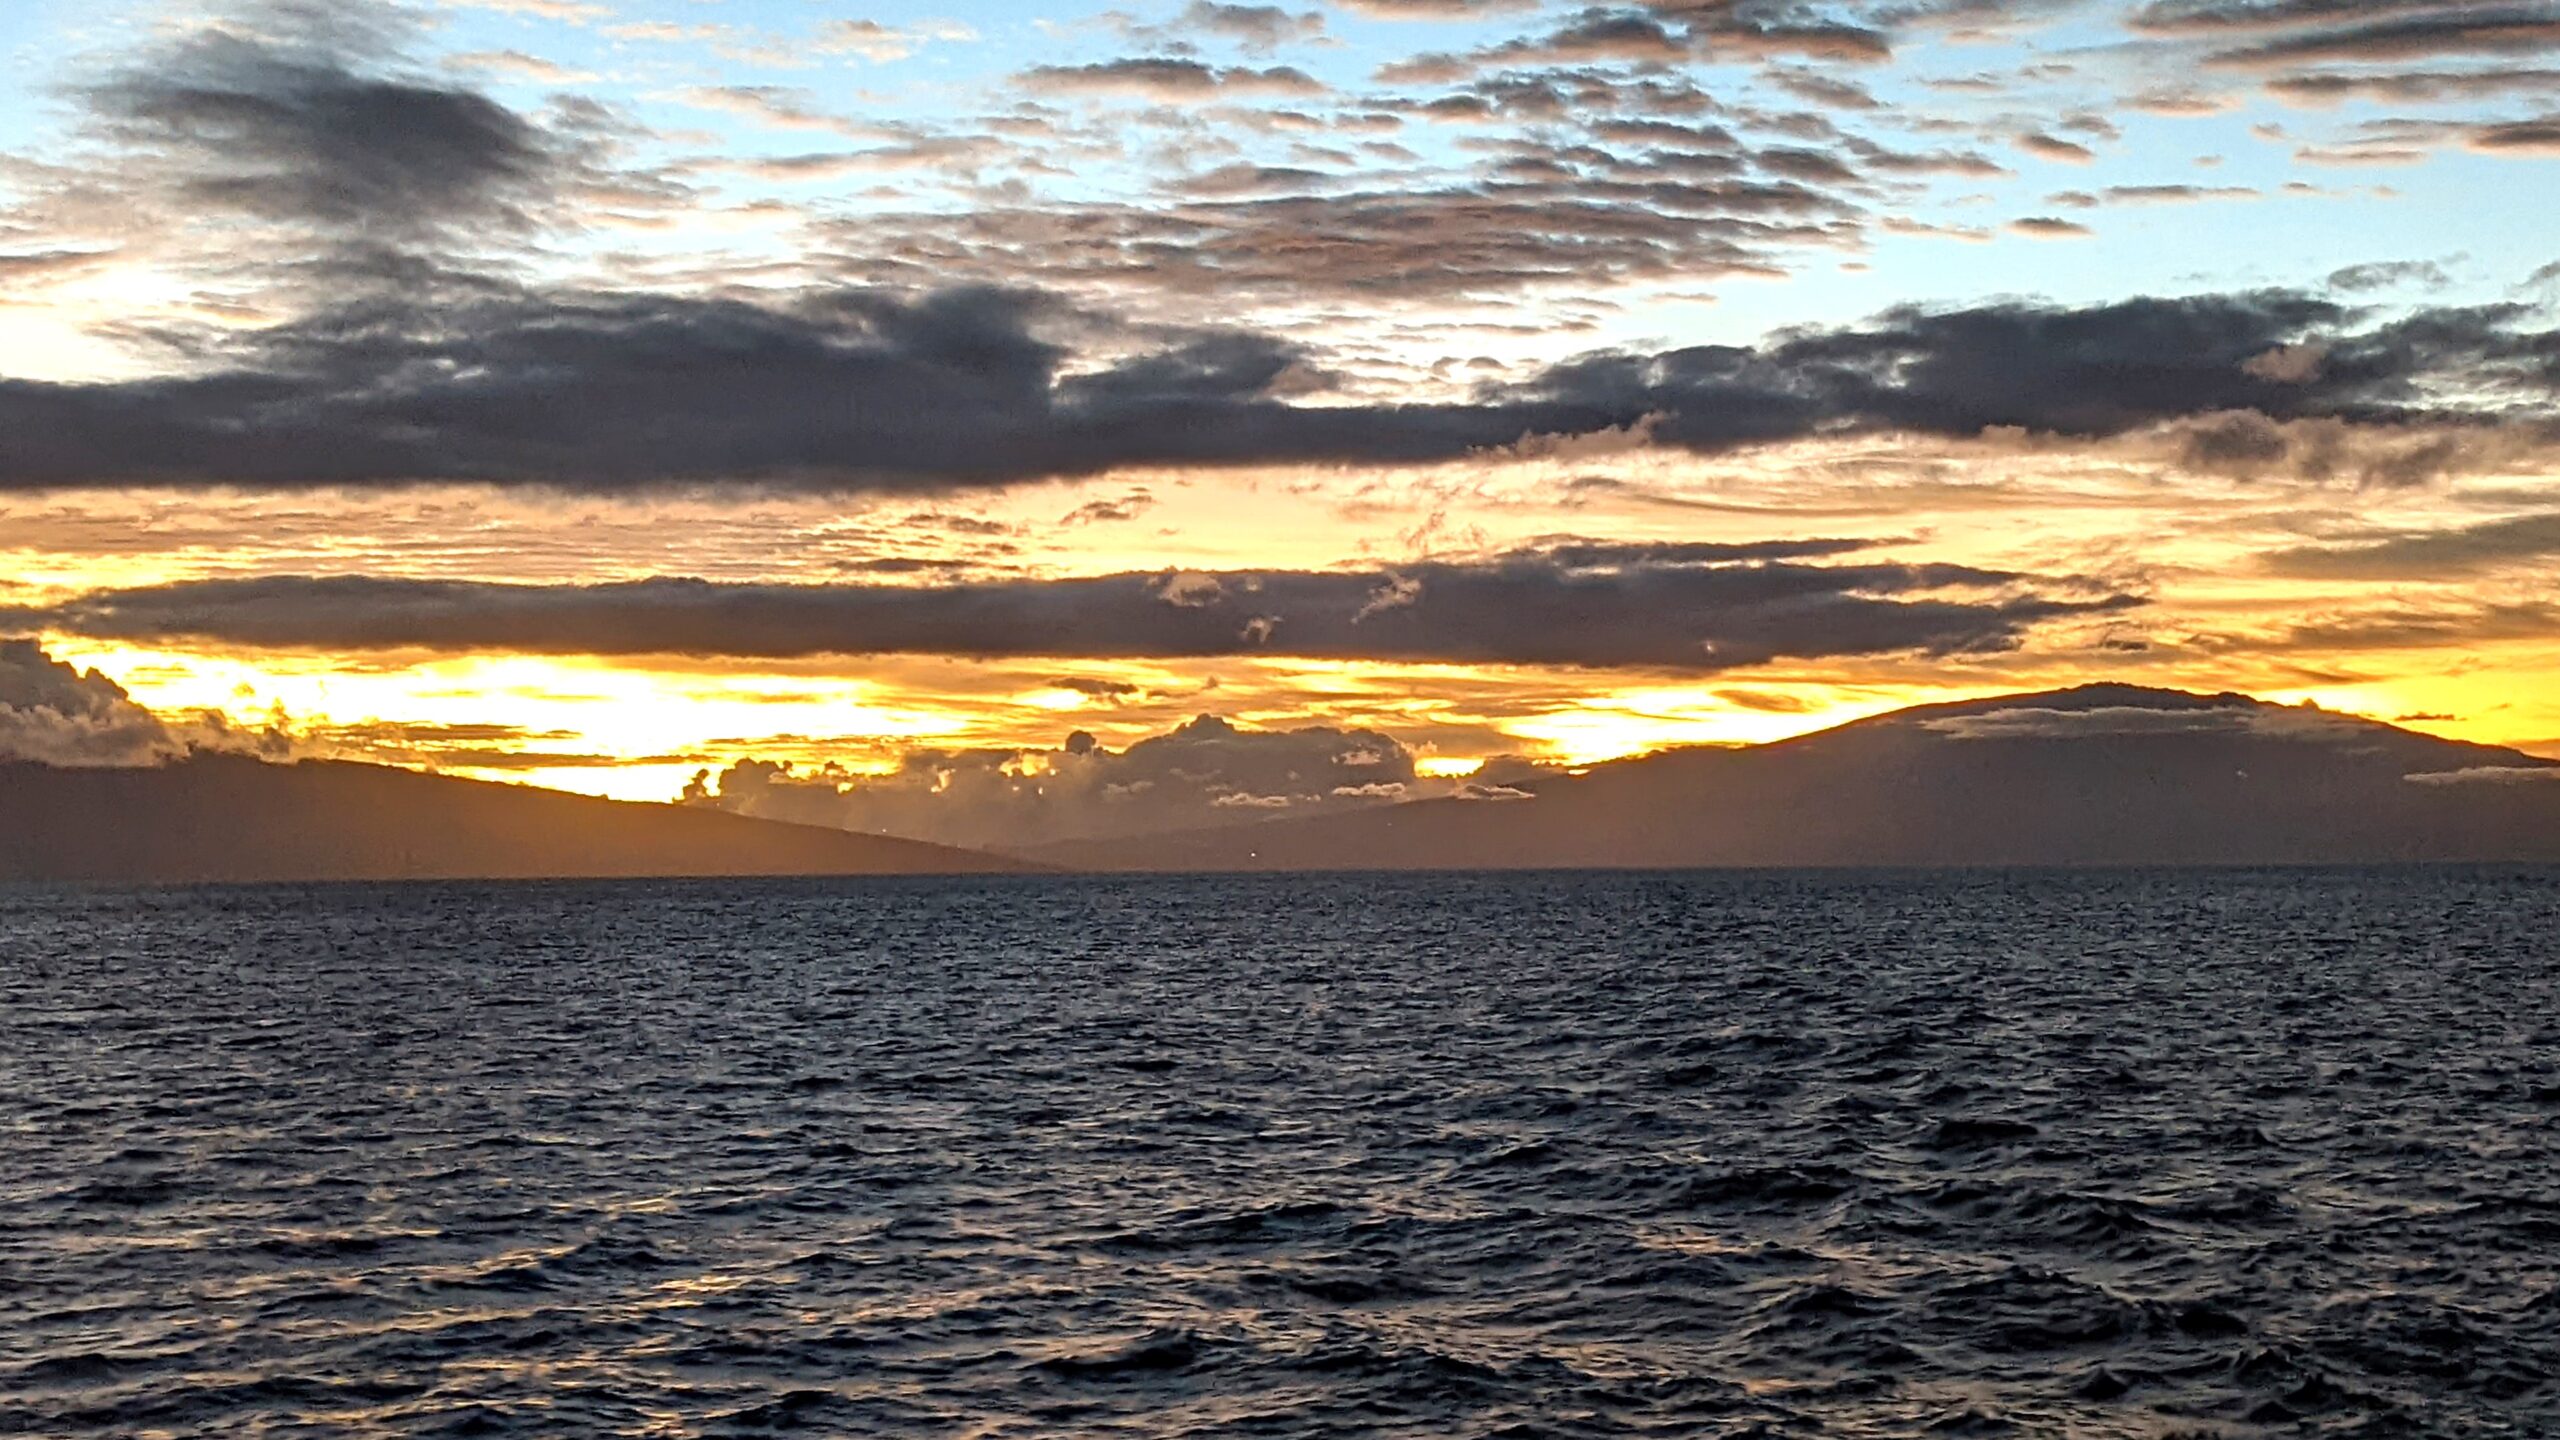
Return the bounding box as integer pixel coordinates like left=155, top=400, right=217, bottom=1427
left=0, top=753, right=1039, bottom=884
left=1031, top=685, right=2560, bottom=871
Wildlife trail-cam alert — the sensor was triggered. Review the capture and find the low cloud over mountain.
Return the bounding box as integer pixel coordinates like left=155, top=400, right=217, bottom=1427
left=0, top=639, right=178, bottom=767
left=683, top=714, right=1533, bottom=851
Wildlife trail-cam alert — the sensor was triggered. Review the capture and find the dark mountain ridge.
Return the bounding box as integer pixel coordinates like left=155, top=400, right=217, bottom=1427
left=0, top=753, right=1038, bottom=884
left=5, top=686, right=2551, bottom=882
left=1031, top=684, right=2560, bottom=871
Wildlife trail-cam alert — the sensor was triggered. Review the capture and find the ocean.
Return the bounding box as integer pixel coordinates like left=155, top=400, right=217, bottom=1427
left=4, top=868, right=2557, bottom=1437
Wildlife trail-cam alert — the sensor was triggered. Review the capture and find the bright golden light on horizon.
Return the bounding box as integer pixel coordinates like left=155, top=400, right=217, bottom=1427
left=36, top=616, right=2560, bottom=811
left=27, top=441, right=2560, bottom=802
left=1499, top=685, right=1903, bottom=765
left=20, top=427, right=2560, bottom=805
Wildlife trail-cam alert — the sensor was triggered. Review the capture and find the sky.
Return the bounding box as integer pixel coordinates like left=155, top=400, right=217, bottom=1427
left=1, top=0, right=2556, bottom=843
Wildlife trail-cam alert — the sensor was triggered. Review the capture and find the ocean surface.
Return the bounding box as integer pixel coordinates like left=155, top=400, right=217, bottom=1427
left=4, top=868, right=2558, bottom=1438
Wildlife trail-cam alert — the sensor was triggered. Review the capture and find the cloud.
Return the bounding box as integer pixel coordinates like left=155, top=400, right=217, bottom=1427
left=2257, top=598, right=2560, bottom=652
left=2268, top=66, right=2560, bottom=105
left=2241, top=339, right=2327, bottom=382
left=1019, top=58, right=1328, bottom=99
left=2159, top=410, right=2530, bottom=487
left=2327, top=259, right=2450, bottom=291
left=444, top=50, right=597, bottom=84
left=2201, top=11, right=2560, bottom=67
left=1530, top=289, right=2514, bottom=446
left=7, top=540, right=2136, bottom=672
left=1381, top=11, right=1696, bottom=79
left=2, top=284, right=2550, bottom=493
left=80, top=2, right=572, bottom=245
left=2261, top=510, right=2560, bottom=579
left=813, top=18, right=978, bottom=63
left=0, top=639, right=178, bottom=767
left=2049, top=184, right=2260, bottom=207
left=282, top=718, right=675, bottom=770
left=2469, top=118, right=2560, bottom=155
left=2404, top=765, right=2560, bottom=785
left=1335, top=0, right=1542, bottom=17
left=2008, top=215, right=2093, bottom=238
left=682, top=713, right=1450, bottom=848
left=1177, top=2, right=1330, bottom=53
left=1654, top=6, right=1894, bottom=64
left=1060, top=489, right=1158, bottom=524
left=2017, top=132, right=2097, bottom=163
left=1919, top=700, right=2378, bottom=741
left=675, top=85, right=887, bottom=137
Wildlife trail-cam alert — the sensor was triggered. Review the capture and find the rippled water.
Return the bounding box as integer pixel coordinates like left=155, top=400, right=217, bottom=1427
left=5, top=868, right=2558, bottom=1438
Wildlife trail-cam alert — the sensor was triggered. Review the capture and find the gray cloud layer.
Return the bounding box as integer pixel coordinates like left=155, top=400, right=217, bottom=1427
left=4, top=541, right=2134, bottom=671
left=2, top=284, right=2550, bottom=492
left=2, top=0, right=2553, bottom=507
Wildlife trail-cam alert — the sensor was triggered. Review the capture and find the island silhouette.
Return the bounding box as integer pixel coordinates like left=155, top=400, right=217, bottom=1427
left=6, top=685, right=2554, bottom=884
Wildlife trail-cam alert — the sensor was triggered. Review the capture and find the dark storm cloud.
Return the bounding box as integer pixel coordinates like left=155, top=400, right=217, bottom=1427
left=78, top=1, right=580, bottom=244
left=0, top=286, right=1414, bottom=491
left=3, top=285, right=2552, bottom=492
left=0, top=639, right=177, bottom=767
left=7, top=540, right=2133, bottom=671
left=2261, top=510, right=2560, bottom=579
left=1521, top=290, right=2538, bottom=444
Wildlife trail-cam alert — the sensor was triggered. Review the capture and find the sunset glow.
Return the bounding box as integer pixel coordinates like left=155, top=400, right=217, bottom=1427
left=0, top=0, right=2554, bottom=832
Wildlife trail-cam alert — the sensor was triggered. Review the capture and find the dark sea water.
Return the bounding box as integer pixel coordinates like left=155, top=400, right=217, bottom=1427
left=4, top=868, right=2559, bottom=1438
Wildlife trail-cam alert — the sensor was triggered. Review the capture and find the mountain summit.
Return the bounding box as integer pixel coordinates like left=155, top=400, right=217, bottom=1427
left=1033, top=686, right=2560, bottom=871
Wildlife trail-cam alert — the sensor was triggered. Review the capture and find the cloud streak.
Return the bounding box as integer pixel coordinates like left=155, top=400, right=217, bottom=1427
left=2262, top=510, right=2560, bottom=578
left=6, top=541, right=2135, bottom=671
